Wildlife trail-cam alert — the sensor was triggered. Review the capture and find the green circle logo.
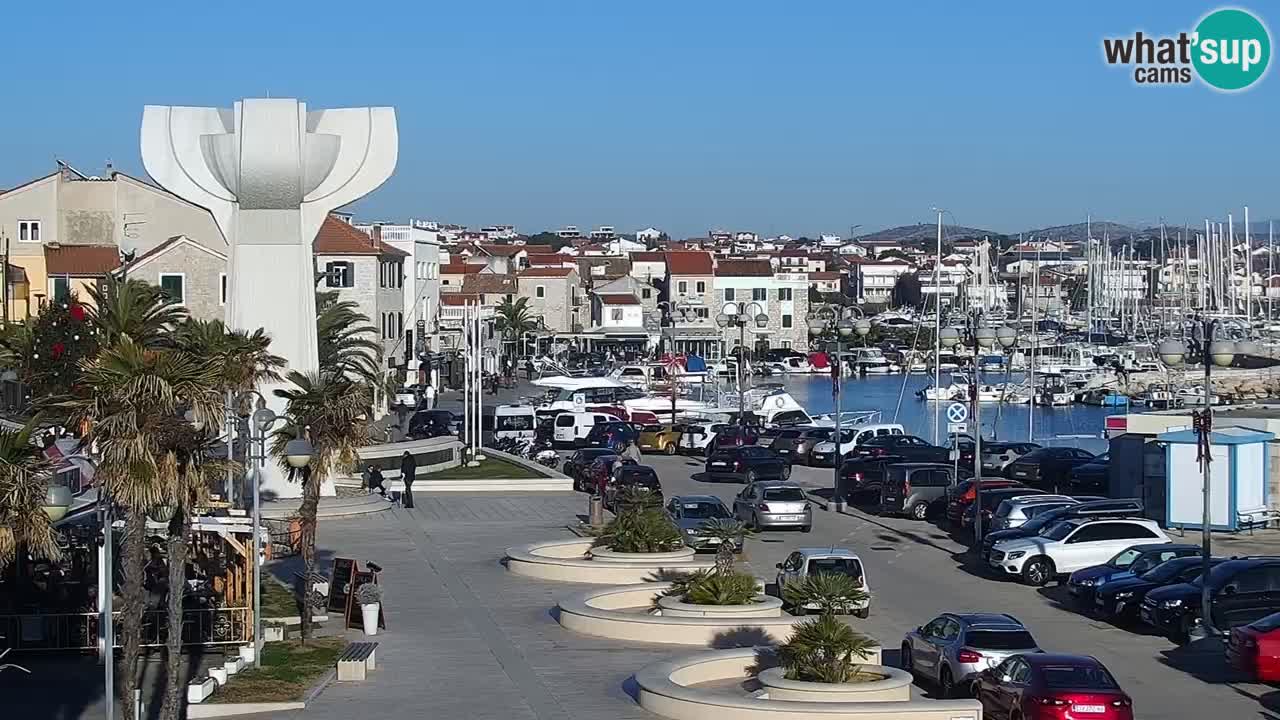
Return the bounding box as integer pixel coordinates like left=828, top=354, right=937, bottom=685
left=1193, top=8, right=1271, bottom=91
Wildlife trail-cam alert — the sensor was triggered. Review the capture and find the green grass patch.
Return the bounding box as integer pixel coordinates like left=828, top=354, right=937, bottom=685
left=211, top=637, right=344, bottom=704
left=259, top=574, right=300, bottom=619
left=426, top=456, right=544, bottom=479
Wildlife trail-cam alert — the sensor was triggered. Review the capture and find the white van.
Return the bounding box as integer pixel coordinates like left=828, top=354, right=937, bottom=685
left=808, top=423, right=906, bottom=465
left=552, top=411, right=622, bottom=447
left=483, top=405, right=537, bottom=441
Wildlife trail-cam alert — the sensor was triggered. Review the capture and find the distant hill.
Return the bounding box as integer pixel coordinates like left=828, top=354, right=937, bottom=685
left=1015, top=221, right=1137, bottom=242
left=855, top=223, right=1005, bottom=245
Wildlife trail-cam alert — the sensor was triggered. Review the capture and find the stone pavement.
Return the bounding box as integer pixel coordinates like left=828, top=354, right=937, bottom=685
left=267, top=493, right=666, bottom=720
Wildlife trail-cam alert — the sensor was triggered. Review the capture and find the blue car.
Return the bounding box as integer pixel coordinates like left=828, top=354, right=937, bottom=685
left=1066, top=543, right=1200, bottom=608
left=585, top=421, right=641, bottom=452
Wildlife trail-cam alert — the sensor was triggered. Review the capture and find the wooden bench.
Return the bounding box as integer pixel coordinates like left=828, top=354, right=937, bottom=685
left=336, top=641, right=379, bottom=681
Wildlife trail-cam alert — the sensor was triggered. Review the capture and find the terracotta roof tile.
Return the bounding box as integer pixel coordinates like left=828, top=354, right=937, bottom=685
left=714, top=259, right=772, bottom=277
left=440, top=262, right=483, bottom=275
left=441, top=293, right=481, bottom=306
left=478, top=243, right=526, bottom=257
left=597, top=293, right=640, bottom=305
left=314, top=216, right=408, bottom=257
left=518, top=267, right=576, bottom=278
left=461, top=274, right=517, bottom=295
left=808, top=271, right=842, bottom=280
left=629, top=251, right=666, bottom=263
left=44, top=245, right=121, bottom=275
left=665, top=251, right=713, bottom=276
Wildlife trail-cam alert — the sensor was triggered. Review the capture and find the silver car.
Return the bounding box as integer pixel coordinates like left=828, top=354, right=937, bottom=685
left=979, top=441, right=1041, bottom=475
left=900, top=613, right=1040, bottom=698
left=988, top=495, right=1078, bottom=531
left=732, top=481, right=813, bottom=532
left=665, top=495, right=740, bottom=550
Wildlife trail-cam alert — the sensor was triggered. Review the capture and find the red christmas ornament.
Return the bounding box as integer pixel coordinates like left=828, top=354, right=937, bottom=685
left=51, top=342, right=65, bottom=359
left=68, top=304, right=86, bottom=322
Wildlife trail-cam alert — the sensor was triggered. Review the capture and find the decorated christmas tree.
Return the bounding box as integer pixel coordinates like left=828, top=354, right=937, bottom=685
left=14, top=294, right=99, bottom=403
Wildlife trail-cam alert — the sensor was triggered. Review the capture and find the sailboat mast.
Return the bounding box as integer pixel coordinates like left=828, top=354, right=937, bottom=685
left=1245, top=205, right=1251, bottom=328
left=1030, top=244, right=1039, bottom=443
left=1271, top=220, right=1275, bottom=324
left=933, top=207, right=942, bottom=445
left=1086, top=215, right=1092, bottom=337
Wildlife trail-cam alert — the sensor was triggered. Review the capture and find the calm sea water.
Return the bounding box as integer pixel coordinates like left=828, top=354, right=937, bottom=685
left=770, top=373, right=1114, bottom=453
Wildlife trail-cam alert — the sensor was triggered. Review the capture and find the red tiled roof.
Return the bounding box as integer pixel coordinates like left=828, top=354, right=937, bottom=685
left=808, top=271, right=841, bottom=280
left=714, top=259, right=772, bottom=277
left=597, top=293, right=640, bottom=305
left=441, top=293, right=480, bottom=306
left=44, top=245, right=121, bottom=275
left=461, top=274, right=517, bottom=294
left=478, top=244, right=526, bottom=257
left=629, top=251, right=666, bottom=263
left=518, top=267, right=575, bottom=278
left=524, top=244, right=559, bottom=254
left=314, top=216, right=408, bottom=257
left=440, top=262, right=482, bottom=275
left=527, top=255, right=570, bottom=267
left=665, top=251, right=713, bottom=276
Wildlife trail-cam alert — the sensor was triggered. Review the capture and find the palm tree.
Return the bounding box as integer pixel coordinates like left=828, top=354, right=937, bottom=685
left=270, top=370, right=372, bottom=641
left=316, top=291, right=383, bottom=387
left=778, top=614, right=879, bottom=683
left=495, top=296, right=536, bottom=361
left=0, top=419, right=58, bottom=570
left=85, top=278, right=186, bottom=348
left=696, top=518, right=754, bottom=573
left=781, top=573, right=870, bottom=617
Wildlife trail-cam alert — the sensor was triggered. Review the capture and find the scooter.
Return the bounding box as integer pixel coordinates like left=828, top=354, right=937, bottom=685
left=535, top=449, right=560, bottom=469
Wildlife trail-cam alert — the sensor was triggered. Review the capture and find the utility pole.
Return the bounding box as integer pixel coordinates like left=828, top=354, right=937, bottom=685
left=932, top=207, right=944, bottom=445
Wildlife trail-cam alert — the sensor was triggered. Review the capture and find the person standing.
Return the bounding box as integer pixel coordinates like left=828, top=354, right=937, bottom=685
left=621, top=439, right=642, bottom=465
left=423, top=382, right=437, bottom=410
left=399, top=451, right=417, bottom=508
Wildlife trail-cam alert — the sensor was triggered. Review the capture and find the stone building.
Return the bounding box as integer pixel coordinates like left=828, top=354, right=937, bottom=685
left=116, top=235, right=228, bottom=321
left=313, top=215, right=409, bottom=363
left=517, top=266, right=582, bottom=334
left=663, top=251, right=720, bottom=359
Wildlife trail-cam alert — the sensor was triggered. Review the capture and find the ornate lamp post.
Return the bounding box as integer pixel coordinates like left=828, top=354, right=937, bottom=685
left=807, top=305, right=870, bottom=512
left=1159, top=319, right=1238, bottom=637
left=715, top=301, right=768, bottom=425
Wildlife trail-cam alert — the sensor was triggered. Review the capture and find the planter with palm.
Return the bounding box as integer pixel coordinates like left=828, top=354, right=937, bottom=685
left=776, top=614, right=881, bottom=684
left=592, top=486, right=682, bottom=554
left=781, top=573, right=870, bottom=617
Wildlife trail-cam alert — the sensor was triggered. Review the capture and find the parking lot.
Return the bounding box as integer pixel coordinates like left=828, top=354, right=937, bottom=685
left=602, top=449, right=1280, bottom=719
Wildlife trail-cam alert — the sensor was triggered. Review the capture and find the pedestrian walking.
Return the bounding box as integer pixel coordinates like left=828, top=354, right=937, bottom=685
left=423, top=382, right=436, bottom=410
left=399, top=451, right=417, bottom=508
left=525, top=357, right=535, bottom=381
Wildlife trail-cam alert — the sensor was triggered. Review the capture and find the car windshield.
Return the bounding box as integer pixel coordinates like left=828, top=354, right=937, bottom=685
left=1141, top=559, right=1195, bottom=583
left=1041, top=664, right=1119, bottom=690
left=807, top=557, right=862, bottom=578
left=680, top=502, right=730, bottom=519
left=1041, top=520, right=1079, bottom=541
left=966, top=630, right=1036, bottom=650
left=762, top=487, right=806, bottom=502
left=1108, top=548, right=1142, bottom=568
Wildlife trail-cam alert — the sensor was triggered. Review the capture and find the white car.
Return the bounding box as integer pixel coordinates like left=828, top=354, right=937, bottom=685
left=988, top=517, right=1171, bottom=586
left=775, top=547, right=871, bottom=617
left=678, top=421, right=730, bottom=455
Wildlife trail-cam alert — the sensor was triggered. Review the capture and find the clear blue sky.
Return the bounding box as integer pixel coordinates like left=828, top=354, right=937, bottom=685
left=2, top=1, right=1275, bottom=238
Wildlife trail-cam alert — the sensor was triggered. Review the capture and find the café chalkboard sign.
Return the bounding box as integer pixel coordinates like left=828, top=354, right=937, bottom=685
left=345, top=570, right=386, bottom=630
left=327, top=558, right=358, bottom=613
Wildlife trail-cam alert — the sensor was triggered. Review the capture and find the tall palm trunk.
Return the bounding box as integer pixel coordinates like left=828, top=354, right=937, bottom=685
left=118, top=509, right=148, bottom=720
left=159, top=510, right=190, bottom=720
left=298, top=467, right=319, bottom=642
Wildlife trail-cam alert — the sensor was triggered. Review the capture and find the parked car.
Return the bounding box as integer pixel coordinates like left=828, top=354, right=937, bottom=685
left=1065, top=543, right=1201, bottom=608
left=980, top=498, right=1144, bottom=565
left=775, top=547, right=869, bottom=616
left=808, top=423, right=906, bottom=466
left=1094, top=556, right=1226, bottom=623
left=584, top=421, right=642, bottom=451
left=637, top=423, right=684, bottom=455
left=856, top=434, right=949, bottom=463
left=973, top=653, right=1133, bottom=720
left=879, top=463, right=957, bottom=520
left=665, top=495, right=739, bottom=551
left=705, top=446, right=790, bottom=483
left=770, top=427, right=832, bottom=465
left=945, top=479, right=1027, bottom=527
left=838, top=456, right=903, bottom=501
left=989, top=496, right=1082, bottom=532
left=407, top=409, right=456, bottom=439
left=1005, top=447, right=1096, bottom=491
left=565, top=448, right=617, bottom=492
left=584, top=455, right=634, bottom=494
left=552, top=411, right=622, bottom=447
left=1227, top=610, right=1280, bottom=683
left=1068, top=453, right=1111, bottom=494
left=711, top=424, right=761, bottom=450
left=901, top=613, right=1041, bottom=699
left=605, top=464, right=662, bottom=510
left=769, top=427, right=808, bottom=460
left=988, top=517, right=1171, bottom=586
left=733, top=481, right=812, bottom=532
left=961, top=489, right=1047, bottom=537
left=980, top=441, right=1042, bottom=476
left=1142, top=557, right=1280, bottom=641
left=678, top=420, right=730, bottom=456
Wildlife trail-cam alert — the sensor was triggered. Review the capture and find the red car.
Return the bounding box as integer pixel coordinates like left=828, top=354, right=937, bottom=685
left=1227, top=611, right=1280, bottom=682
left=973, top=653, right=1133, bottom=720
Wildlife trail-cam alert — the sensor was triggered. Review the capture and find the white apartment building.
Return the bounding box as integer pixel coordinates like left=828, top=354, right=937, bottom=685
left=355, top=220, right=444, bottom=359
left=859, top=260, right=914, bottom=304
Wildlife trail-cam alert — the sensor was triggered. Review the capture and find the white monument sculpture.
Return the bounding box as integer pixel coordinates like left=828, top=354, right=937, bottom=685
left=141, top=98, right=398, bottom=498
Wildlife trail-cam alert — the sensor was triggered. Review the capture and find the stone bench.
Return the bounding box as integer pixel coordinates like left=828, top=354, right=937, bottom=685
left=336, top=641, right=379, bottom=681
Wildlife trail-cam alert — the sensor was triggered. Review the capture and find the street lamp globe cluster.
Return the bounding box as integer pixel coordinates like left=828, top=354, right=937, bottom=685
left=806, top=305, right=870, bottom=513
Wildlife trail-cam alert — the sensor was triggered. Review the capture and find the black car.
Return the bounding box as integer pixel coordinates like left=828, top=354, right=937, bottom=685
left=585, top=421, right=642, bottom=451
left=1065, top=543, right=1201, bottom=608
left=565, top=448, right=618, bottom=492
left=1094, top=556, right=1226, bottom=622
left=1068, top=452, right=1110, bottom=494
left=1142, top=557, right=1280, bottom=641
left=838, top=456, right=904, bottom=500
left=705, top=446, right=790, bottom=483
left=407, top=409, right=456, bottom=439
left=605, top=464, right=663, bottom=509
left=1005, top=447, right=1096, bottom=491
left=855, top=435, right=948, bottom=463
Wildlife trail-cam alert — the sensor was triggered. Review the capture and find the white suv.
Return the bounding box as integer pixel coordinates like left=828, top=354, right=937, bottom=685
left=988, top=517, right=1170, bottom=586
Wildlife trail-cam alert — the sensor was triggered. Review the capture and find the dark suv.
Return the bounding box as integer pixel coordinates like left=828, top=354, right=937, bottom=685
left=1142, top=557, right=1280, bottom=641
left=585, top=421, right=641, bottom=451
left=1006, top=447, right=1096, bottom=491
left=838, top=456, right=904, bottom=501
left=856, top=435, right=949, bottom=463
left=407, top=410, right=456, bottom=439
left=705, top=446, right=790, bottom=483
left=605, top=465, right=663, bottom=510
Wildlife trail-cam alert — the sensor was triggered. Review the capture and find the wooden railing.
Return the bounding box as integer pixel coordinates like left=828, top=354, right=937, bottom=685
left=0, top=606, right=250, bottom=652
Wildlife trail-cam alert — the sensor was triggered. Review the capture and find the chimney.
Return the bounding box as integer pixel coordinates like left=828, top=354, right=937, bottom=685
left=371, top=224, right=381, bottom=247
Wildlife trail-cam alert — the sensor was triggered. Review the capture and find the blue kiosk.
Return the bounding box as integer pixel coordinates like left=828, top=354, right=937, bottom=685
left=1157, top=426, right=1274, bottom=532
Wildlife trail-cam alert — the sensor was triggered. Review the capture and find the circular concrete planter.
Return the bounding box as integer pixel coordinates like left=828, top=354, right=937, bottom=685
left=656, top=594, right=783, bottom=618
left=635, top=648, right=983, bottom=720
left=757, top=666, right=912, bottom=702
left=505, top=538, right=713, bottom=584
left=557, top=584, right=804, bottom=645
left=590, top=546, right=696, bottom=564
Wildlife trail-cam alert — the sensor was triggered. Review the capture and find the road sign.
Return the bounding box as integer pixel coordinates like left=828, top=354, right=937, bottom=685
left=946, top=402, right=968, bottom=424
left=947, top=422, right=968, bottom=435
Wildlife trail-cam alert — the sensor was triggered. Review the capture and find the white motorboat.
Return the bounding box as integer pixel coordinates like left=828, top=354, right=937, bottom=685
left=917, top=384, right=961, bottom=401
left=769, top=355, right=817, bottom=374
left=852, top=348, right=898, bottom=374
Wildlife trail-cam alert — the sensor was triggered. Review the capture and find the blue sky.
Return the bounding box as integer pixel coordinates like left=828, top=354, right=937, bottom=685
left=2, top=1, right=1275, bottom=238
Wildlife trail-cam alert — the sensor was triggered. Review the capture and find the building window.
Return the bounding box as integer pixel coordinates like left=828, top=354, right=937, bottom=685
left=326, top=261, right=354, bottom=288
left=611, top=308, right=623, bottom=322
left=695, top=307, right=708, bottom=319
left=780, top=340, right=792, bottom=349
left=51, top=276, right=70, bottom=302
left=220, top=273, right=227, bottom=305
left=536, top=285, right=545, bottom=298
left=397, top=312, right=403, bottom=336
left=696, top=281, right=706, bottom=293
left=778, top=287, right=793, bottom=301
left=782, top=314, right=793, bottom=329
left=752, top=288, right=767, bottom=302
left=442, top=279, right=450, bottom=286
left=641, top=287, right=651, bottom=299
left=724, top=288, right=736, bottom=301
left=159, top=273, right=185, bottom=304
left=18, top=220, right=40, bottom=243
left=678, top=281, right=688, bottom=294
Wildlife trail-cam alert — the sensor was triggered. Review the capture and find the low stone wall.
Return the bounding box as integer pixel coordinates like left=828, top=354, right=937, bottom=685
left=342, top=443, right=572, bottom=493
left=657, top=594, right=783, bottom=618
left=505, top=538, right=714, bottom=584
left=590, top=547, right=696, bottom=564
left=557, top=583, right=804, bottom=646
left=636, top=648, right=983, bottom=720
left=758, top=666, right=912, bottom=702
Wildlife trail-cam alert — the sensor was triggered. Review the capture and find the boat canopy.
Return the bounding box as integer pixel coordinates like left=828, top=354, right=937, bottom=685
left=531, top=376, right=628, bottom=390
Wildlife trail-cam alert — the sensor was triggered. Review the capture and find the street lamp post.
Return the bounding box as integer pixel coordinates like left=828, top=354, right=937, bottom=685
left=807, top=305, right=870, bottom=512
left=1159, top=318, right=1239, bottom=637
left=715, top=302, right=768, bottom=427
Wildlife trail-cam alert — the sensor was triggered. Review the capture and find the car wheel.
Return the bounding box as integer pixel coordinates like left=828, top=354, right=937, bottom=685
left=751, top=512, right=762, bottom=532
left=901, top=643, right=915, bottom=675
left=939, top=666, right=956, bottom=699
left=854, top=607, right=869, bottom=619
left=910, top=501, right=929, bottom=521
left=664, top=443, right=676, bottom=456
left=1022, top=557, right=1054, bottom=587
left=781, top=463, right=792, bottom=480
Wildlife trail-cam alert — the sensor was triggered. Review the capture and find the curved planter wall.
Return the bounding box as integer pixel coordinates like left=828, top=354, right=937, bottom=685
left=590, top=547, right=696, bottom=564
left=757, top=666, right=912, bottom=702
left=558, top=584, right=804, bottom=646
left=505, top=538, right=714, bottom=585
left=657, top=594, right=783, bottom=618
left=636, top=648, right=983, bottom=720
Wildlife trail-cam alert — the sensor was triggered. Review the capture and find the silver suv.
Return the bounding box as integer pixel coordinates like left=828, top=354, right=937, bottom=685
left=989, top=495, right=1079, bottom=531
left=901, top=613, right=1040, bottom=698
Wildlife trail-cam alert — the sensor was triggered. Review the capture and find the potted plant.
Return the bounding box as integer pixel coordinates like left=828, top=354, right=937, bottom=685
left=356, top=583, right=383, bottom=636
left=781, top=572, right=870, bottom=617
left=592, top=486, right=683, bottom=554
left=660, top=569, right=759, bottom=606
left=777, top=614, right=880, bottom=683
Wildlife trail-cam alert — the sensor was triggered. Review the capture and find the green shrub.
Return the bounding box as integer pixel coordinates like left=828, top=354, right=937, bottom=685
left=659, top=569, right=760, bottom=606
left=779, top=614, right=879, bottom=684
left=781, top=573, right=869, bottom=615
left=594, top=506, right=682, bottom=553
